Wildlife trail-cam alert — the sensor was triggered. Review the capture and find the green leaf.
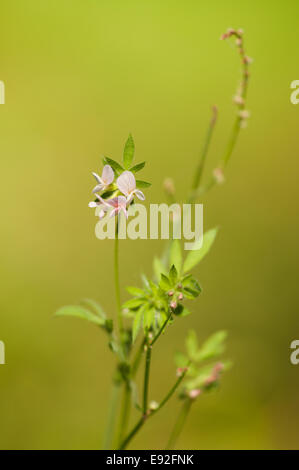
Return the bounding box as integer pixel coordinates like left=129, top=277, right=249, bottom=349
left=143, top=307, right=153, bottom=332
left=123, top=134, right=135, bottom=169
left=122, top=298, right=145, bottom=310
left=196, top=330, right=227, bottom=362
left=132, top=308, right=143, bottom=343
left=130, top=161, right=146, bottom=173
left=126, top=286, right=145, bottom=297
left=80, top=298, right=106, bottom=319
left=183, top=227, right=219, bottom=273
left=55, top=305, right=105, bottom=326
left=103, top=156, right=124, bottom=173
left=159, top=273, right=171, bottom=291
left=181, top=275, right=202, bottom=299
left=136, top=180, right=151, bottom=188
left=176, top=306, right=191, bottom=317
left=169, top=264, right=178, bottom=285
left=153, top=256, right=167, bottom=281
left=169, top=239, right=182, bottom=274
left=186, top=330, right=199, bottom=360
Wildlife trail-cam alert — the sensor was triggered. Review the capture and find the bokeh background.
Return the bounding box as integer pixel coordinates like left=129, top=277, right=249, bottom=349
left=0, top=0, right=299, bottom=450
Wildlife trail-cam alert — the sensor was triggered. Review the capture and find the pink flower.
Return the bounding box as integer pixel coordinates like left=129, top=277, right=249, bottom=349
left=88, top=200, right=109, bottom=219
left=91, top=165, right=114, bottom=193
left=94, top=195, right=129, bottom=219
left=117, top=171, right=145, bottom=203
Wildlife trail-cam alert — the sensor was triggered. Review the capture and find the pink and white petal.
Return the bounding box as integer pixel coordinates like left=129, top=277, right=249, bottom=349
left=104, top=197, right=120, bottom=208
left=117, top=171, right=136, bottom=197
left=99, top=209, right=106, bottom=219
left=109, top=208, right=117, bottom=218
left=102, top=165, right=114, bottom=185
left=95, top=195, right=114, bottom=207
left=118, top=195, right=128, bottom=207
left=92, top=183, right=104, bottom=193
left=121, top=207, right=129, bottom=219
left=134, top=189, right=145, bottom=201
left=88, top=201, right=99, bottom=208
left=92, top=172, right=103, bottom=184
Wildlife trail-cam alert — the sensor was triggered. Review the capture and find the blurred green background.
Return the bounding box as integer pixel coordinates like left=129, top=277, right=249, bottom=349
left=1, top=0, right=299, bottom=450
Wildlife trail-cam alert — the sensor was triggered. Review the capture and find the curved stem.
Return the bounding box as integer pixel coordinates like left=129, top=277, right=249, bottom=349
left=166, top=399, right=192, bottom=450
left=151, top=310, right=172, bottom=347
left=119, top=416, right=145, bottom=450
left=188, top=105, right=218, bottom=203
left=119, top=362, right=190, bottom=450
left=153, top=365, right=189, bottom=414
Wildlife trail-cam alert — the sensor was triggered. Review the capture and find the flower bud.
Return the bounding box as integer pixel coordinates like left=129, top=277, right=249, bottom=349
left=170, top=300, right=177, bottom=310
left=176, top=366, right=188, bottom=377
left=178, top=293, right=184, bottom=301
left=149, top=400, right=159, bottom=411
left=189, top=389, right=201, bottom=399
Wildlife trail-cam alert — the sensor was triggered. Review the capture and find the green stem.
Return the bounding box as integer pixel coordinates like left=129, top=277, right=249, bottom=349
left=119, top=363, right=189, bottom=450
left=166, top=399, right=192, bottom=450
left=117, top=381, right=131, bottom=446
left=102, top=381, right=121, bottom=449
left=143, top=342, right=152, bottom=415
left=197, top=32, right=250, bottom=198
left=189, top=105, right=218, bottom=203
left=119, top=416, right=145, bottom=450
left=114, top=218, right=123, bottom=335
left=151, top=310, right=172, bottom=347
left=131, top=339, right=145, bottom=377
left=153, top=366, right=189, bottom=413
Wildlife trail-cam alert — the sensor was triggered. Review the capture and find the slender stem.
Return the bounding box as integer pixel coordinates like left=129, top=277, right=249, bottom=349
left=102, top=381, right=121, bottom=450
left=151, top=310, right=172, bottom=347
left=166, top=399, right=192, bottom=450
left=131, top=339, right=145, bottom=377
left=119, top=416, right=145, bottom=450
left=119, top=363, right=190, bottom=450
left=114, top=218, right=123, bottom=334
left=117, top=381, right=131, bottom=446
left=188, top=105, right=218, bottom=203
left=196, top=31, right=250, bottom=198
left=153, top=366, right=189, bottom=413
left=143, top=342, right=152, bottom=415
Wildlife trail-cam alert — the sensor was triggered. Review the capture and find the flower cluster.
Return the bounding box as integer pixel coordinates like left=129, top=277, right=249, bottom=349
left=88, top=134, right=150, bottom=219
left=175, top=330, right=230, bottom=401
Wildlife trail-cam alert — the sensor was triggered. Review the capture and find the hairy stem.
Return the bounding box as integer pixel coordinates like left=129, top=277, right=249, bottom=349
left=166, top=399, right=192, bottom=450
